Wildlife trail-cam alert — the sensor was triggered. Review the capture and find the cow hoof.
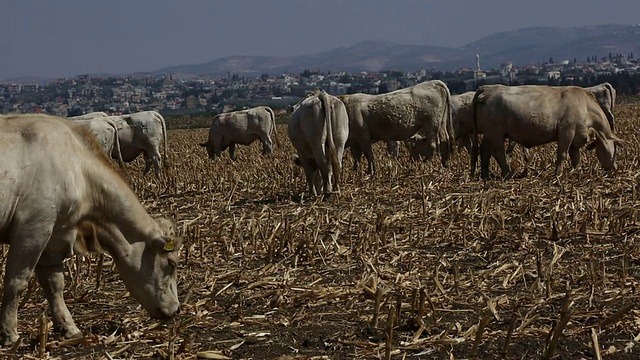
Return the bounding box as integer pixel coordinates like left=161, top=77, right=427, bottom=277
left=1, top=333, right=19, bottom=347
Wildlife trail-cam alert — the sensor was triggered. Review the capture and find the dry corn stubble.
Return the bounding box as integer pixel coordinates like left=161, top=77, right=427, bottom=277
left=2, top=103, right=640, bottom=358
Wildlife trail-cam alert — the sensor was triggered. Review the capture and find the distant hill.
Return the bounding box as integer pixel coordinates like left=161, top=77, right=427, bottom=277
left=146, top=24, right=640, bottom=78
left=6, top=24, right=640, bottom=83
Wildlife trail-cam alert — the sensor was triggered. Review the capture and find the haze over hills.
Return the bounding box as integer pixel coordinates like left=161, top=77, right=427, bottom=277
left=147, top=24, right=640, bottom=78
left=4, top=24, right=639, bottom=83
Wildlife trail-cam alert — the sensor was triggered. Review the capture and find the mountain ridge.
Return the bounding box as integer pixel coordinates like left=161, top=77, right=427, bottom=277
left=143, top=23, right=640, bottom=77
left=3, top=24, right=638, bottom=83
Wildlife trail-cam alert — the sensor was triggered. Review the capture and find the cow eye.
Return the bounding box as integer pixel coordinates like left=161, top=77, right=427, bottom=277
left=168, top=258, right=177, bottom=271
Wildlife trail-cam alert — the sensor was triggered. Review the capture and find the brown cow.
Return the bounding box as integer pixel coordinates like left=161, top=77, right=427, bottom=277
left=470, top=84, right=624, bottom=179
left=200, top=106, right=276, bottom=161
left=339, top=80, right=454, bottom=174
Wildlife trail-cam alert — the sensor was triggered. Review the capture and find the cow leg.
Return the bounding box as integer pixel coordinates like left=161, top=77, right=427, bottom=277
left=311, top=145, right=332, bottom=194
left=313, top=170, right=323, bottom=196
left=492, top=145, right=511, bottom=179
left=299, top=158, right=318, bottom=197
left=439, top=139, right=451, bottom=167
left=332, top=147, right=345, bottom=193
left=349, top=146, right=362, bottom=171
left=228, top=144, right=237, bottom=161
left=261, top=136, right=273, bottom=156
left=143, top=151, right=162, bottom=177
left=386, top=141, right=399, bottom=158
left=459, top=136, right=473, bottom=154
left=554, top=133, right=574, bottom=176
left=362, top=143, right=375, bottom=175
left=35, top=261, right=81, bottom=339
left=569, top=146, right=581, bottom=169
left=143, top=153, right=153, bottom=175
left=0, top=225, right=52, bottom=345
left=479, top=138, right=493, bottom=179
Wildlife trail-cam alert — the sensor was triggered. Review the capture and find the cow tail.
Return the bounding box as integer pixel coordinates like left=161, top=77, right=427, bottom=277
left=107, top=119, right=125, bottom=169
left=470, top=88, right=482, bottom=177
left=440, top=81, right=455, bottom=160
left=319, top=90, right=339, bottom=169
left=158, top=112, right=169, bottom=170
left=603, top=82, right=616, bottom=131
left=265, top=106, right=280, bottom=147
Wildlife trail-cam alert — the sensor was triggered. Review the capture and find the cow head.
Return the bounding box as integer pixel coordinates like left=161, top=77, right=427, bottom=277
left=590, top=131, right=626, bottom=171
left=404, top=134, right=433, bottom=161
left=109, top=217, right=182, bottom=319
left=199, top=141, right=217, bottom=159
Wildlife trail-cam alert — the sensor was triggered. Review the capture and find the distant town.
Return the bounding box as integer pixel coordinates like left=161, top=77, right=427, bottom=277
left=1, top=53, right=639, bottom=119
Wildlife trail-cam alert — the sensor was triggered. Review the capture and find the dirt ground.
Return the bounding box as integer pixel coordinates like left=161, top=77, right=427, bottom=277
left=3, top=103, right=640, bottom=359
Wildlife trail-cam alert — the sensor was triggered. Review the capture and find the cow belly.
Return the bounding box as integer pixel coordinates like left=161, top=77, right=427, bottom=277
left=494, top=115, right=558, bottom=148
left=368, top=122, right=420, bottom=142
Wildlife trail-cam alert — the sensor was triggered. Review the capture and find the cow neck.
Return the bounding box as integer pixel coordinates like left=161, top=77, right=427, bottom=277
left=86, top=163, right=158, bottom=244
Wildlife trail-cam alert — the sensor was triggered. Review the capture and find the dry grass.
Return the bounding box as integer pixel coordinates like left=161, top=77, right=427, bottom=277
left=3, top=103, right=640, bottom=359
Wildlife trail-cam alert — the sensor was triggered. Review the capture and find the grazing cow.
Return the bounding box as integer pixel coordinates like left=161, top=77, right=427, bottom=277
left=0, top=114, right=181, bottom=345
left=68, top=118, right=125, bottom=166
left=470, top=84, right=625, bottom=179
left=339, top=80, right=454, bottom=174
left=99, top=111, right=169, bottom=175
left=288, top=90, right=349, bottom=196
left=405, top=91, right=476, bottom=159
left=199, top=106, right=276, bottom=161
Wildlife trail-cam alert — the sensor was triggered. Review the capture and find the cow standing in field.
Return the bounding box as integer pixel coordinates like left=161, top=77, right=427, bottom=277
left=75, top=110, right=169, bottom=176
left=0, top=114, right=181, bottom=345
left=199, top=106, right=276, bottom=161
left=471, top=84, right=625, bottom=179
left=338, top=80, right=454, bottom=174
left=107, top=111, right=169, bottom=175
left=404, top=90, right=475, bottom=159
left=289, top=90, right=349, bottom=196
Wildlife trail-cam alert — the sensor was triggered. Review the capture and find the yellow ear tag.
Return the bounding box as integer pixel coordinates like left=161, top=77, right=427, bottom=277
left=163, top=239, right=175, bottom=252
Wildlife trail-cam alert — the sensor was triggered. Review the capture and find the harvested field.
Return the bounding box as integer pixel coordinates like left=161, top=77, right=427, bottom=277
left=4, top=102, right=640, bottom=359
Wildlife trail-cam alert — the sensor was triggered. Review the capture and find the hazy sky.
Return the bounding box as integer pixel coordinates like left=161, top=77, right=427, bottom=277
left=1, top=0, right=638, bottom=80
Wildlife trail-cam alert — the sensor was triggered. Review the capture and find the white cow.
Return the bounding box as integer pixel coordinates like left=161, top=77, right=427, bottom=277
left=338, top=80, right=454, bottom=174
left=471, top=84, right=625, bottom=178
left=288, top=90, right=349, bottom=196
left=199, top=106, right=276, bottom=161
left=0, top=114, right=181, bottom=345
left=74, top=110, right=169, bottom=175
left=404, top=91, right=475, bottom=159
left=100, top=111, right=168, bottom=175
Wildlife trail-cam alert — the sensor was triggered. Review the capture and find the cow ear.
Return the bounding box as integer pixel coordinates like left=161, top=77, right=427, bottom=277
left=149, top=235, right=171, bottom=252
left=614, top=138, right=628, bottom=149
left=149, top=235, right=183, bottom=253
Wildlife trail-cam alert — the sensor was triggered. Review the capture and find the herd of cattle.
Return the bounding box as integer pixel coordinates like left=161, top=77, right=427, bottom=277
left=0, top=80, right=623, bottom=345
left=291, top=81, right=622, bottom=195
